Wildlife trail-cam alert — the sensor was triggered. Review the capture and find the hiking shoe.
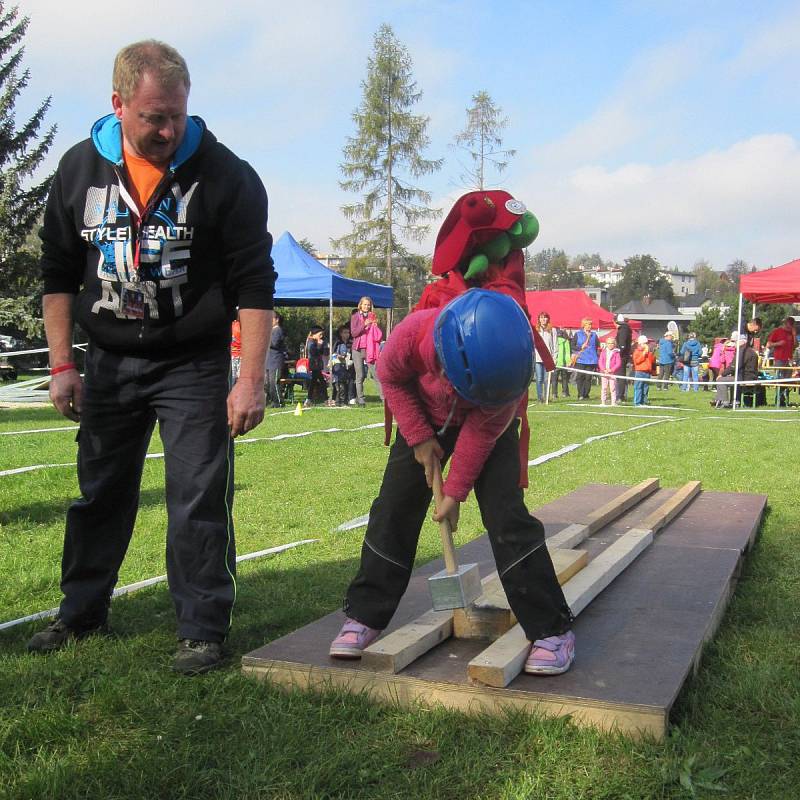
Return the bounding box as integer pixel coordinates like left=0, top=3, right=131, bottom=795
left=329, top=618, right=381, bottom=659
left=27, top=617, right=108, bottom=653
left=524, top=631, right=576, bottom=675
left=172, top=639, right=224, bottom=675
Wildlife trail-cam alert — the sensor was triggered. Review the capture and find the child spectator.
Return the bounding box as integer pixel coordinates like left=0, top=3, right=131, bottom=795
left=632, top=335, right=653, bottom=407
left=330, top=325, right=354, bottom=407
left=554, top=329, right=572, bottom=399
left=305, top=326, right=329, bottom=406
left=329, top=290, right=576, bottom=675
left=598, top=336, right=621, bottom=406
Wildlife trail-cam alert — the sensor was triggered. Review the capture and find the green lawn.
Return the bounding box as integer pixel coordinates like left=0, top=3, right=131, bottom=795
left=0, top=383, right=798, bottom=799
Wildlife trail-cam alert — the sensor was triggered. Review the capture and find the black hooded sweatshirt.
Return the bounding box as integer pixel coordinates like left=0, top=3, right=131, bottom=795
left=40, top=114, right=274, bottom=356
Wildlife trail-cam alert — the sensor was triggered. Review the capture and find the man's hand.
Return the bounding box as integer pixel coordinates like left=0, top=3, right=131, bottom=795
left=432, top=493, right=460, bottom=532
left=413, top=436, right=444, bottom=488
left=227, top=376, right=265, bottom=437
left=50, top=369, right=83, bottom=421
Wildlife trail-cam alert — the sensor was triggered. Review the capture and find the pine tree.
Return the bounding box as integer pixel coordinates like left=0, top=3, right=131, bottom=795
left=333, top=24, right=441, bottom=325
left=0, top=2, right=56, bottom=338
left=452, top=91, right=515, bottom=190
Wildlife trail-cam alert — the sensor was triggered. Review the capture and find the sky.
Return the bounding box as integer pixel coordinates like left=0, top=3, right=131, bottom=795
left=13, top=0, right=800, bottom=271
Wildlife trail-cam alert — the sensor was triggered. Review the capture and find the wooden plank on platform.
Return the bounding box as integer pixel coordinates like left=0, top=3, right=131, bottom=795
left=453, top=549, right=588, bottom=640
left=547, top=478, right=660, bottom=549
left=361, top=610, right=453, bottom=673
left=639, top=481, right=701, bottom=535
left=468, top=528, right=654, bottom=688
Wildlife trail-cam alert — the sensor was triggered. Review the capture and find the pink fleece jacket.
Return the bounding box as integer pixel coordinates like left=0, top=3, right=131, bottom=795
left=377, top=308, right=518, bottom=502
left=598, top=346, right=621, bottom=374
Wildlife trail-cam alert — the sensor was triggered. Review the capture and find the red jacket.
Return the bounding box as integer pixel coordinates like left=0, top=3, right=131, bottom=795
left=377, top=309, right=517, bottom=502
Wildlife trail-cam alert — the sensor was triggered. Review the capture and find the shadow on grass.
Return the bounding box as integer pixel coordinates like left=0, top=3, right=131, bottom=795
left=1, top=553, right=361, bottom=656
left=0, top=484, right=248, bottom=528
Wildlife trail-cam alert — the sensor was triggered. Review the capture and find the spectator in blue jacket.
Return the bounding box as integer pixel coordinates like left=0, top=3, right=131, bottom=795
left=680, top=332, right=703, bottom=392
left=656, top=332, right=676, bottom=389
left=574, top=317, right=599, bottom=400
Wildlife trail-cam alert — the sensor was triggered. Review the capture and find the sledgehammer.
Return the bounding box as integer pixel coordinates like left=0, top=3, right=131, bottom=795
left=428, top=469, right=481, bottom=610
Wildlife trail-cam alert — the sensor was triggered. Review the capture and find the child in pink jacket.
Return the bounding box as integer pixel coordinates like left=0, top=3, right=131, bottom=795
left=329, top=290, right=575, bottom=675
left=598, top=336, right=621, bottom=406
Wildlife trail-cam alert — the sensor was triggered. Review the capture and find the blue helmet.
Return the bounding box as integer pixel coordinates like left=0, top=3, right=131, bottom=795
left=434, top=289, right=533, bottom=406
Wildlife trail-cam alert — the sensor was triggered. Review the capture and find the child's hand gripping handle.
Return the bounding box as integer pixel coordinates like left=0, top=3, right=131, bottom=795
left=432, top=466, right=458, bottom=575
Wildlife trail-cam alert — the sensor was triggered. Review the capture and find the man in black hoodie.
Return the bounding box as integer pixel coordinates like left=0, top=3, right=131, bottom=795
left=28, top=41, right=275, bottom=675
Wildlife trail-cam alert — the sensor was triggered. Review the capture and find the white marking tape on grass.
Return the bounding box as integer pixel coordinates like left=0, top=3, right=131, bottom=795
left=535, top=409, right=675, bottom=420
left=527, top=417, right=676, bottom=468
left=237, top=421, right=383, bottom=444
left=0, top=462, right=75, bottom=477
left=566, top=402, right=695, bottom=412
left=1, top=423, right=385, bottom=478
left=0, top=539, right=318, bottom=632
left=1, top=425, right=79, bottom=436
left=336, top=514, right=370, bottom=532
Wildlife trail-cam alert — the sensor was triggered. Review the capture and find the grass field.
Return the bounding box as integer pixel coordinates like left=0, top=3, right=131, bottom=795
left=0, top=381, right=798, bottom=799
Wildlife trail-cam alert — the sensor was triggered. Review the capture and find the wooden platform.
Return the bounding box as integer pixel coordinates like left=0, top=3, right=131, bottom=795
left=242, top=484, right=765, bottom=739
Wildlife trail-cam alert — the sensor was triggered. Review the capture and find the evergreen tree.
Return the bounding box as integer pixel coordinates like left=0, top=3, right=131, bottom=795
left=452, top=90, right=515, bottom=189
left=0, top=3, right=56, bottom=338
left=333, top=24, right=442, bottom=325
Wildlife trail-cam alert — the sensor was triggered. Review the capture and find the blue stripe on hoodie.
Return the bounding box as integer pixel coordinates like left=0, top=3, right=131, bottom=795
left=90, top=113, right=204, bottom=170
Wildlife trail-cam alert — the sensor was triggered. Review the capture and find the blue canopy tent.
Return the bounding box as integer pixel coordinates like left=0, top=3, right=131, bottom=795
left=271, top=231, right=393, bottom=348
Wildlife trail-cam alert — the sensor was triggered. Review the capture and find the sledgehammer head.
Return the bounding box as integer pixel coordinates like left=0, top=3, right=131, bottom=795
left=429, top=563, right=481, bottom=610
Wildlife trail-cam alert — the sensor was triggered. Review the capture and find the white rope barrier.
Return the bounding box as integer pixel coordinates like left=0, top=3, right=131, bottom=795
left=560, top=364, right=800, bottom=388
left=0, top=343, right=88, bottom=358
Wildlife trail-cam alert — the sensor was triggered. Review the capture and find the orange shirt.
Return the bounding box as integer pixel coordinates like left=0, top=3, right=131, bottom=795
left=123, top=149, right=166, bottom=212
left=633, top=346, right=651, bottom=371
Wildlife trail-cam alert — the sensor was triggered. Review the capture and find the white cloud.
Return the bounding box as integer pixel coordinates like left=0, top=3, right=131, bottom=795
left=522, top=134, right=800, bottom=269
left=730, top=5, right=800, bottom=75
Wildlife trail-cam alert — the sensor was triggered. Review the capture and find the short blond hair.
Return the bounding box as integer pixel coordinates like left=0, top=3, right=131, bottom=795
left=113, top=40, right=190, bottom=101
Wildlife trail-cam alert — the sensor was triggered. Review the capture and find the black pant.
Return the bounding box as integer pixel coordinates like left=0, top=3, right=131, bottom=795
left=576, top=364, right=596, bottom=399
left=59, top=344, right=236, bottom=642
left=556, top=367, right=570, bottom=397
left=266, top=363, right=284, bottom=406
left=616, top=360, right=629, bottom=400
left=345, top=423, right=573, bottom=641
left=308, top=369, right=327, bottom=403
left=658, top=362, right=673, bottom=388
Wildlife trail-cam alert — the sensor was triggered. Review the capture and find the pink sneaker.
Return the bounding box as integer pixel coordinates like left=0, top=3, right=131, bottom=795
left=524, top=631, right=575, bottom=675
left=329, top=618, right=382, bottom=659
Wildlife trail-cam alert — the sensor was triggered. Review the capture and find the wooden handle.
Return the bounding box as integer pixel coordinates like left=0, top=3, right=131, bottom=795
left=432, top=468, right=458, bottom=574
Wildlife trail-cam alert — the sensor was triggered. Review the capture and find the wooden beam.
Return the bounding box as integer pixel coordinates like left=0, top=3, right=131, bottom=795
left=639, top=481, right=700, bottom=534
left=453, top=549, right=588, bottom=640
left=360, top=609, right=453, bottom=674
left=468, top=528, right=654, bottom=688
left=584, top=478, right=660, bottom=533
left=546, top=478, right=660, bottom=550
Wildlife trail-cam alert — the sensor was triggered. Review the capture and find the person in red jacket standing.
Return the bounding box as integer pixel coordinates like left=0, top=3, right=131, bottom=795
left=767, top=317, right=796, bottom=407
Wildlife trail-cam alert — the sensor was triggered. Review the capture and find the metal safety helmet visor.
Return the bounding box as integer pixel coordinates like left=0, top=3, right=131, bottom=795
left=434, top=289, right=534, bottom=406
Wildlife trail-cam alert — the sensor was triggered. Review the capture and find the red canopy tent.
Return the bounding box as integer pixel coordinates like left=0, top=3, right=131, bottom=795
left=740, top=258, right=800, bottom=303
left=524, top=290, right=640, bottom=332
left=732, top=258, right=800, bottom=409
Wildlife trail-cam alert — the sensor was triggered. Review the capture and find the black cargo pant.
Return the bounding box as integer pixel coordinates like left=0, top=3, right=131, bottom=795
left=345, top=422, right=574, bottom=641
left=59, top=343, right=236, bottom=643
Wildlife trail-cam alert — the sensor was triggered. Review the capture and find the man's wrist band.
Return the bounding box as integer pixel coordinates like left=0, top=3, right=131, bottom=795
left=50, top=363, right=77, bottom=376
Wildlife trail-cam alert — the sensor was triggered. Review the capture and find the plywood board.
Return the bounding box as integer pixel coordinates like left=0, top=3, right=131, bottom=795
left=242, top=486, right=766, bottom=740
left=546, top=478, right=659, bottom=549
left=467, top=529, right=653, bottom=688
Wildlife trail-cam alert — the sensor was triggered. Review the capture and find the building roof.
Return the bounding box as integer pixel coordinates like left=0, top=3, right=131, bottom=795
left=617, top=298, right=682, bottom=316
